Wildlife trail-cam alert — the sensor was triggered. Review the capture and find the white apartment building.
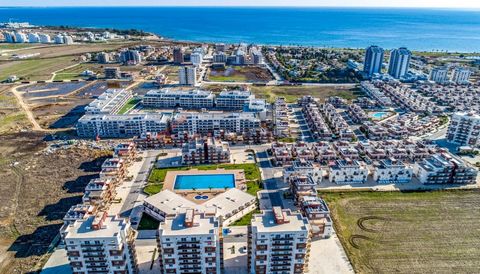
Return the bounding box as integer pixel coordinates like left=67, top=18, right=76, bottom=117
left=364, top=45, right=384, bottom=76
left=388, top=47, right=411, bottom=79
left=300, top=196, right=333, bottom=239
left=284, top=159, right=323, bottom=183
left=213, top=52, right=227, bottom=63
left=28, top=32, right=40, bottom=43
left=429, top=67, right=449, bottom=84
left=452, top=67, right=472, bottom=84
left=415, top=153, right=478, bottom=184
left=64, top=213, right=137, bottom=274
left=143, top=89, right=214, bottom=109
left=447, top=111, right=480, bottom=147
left=360, top=81, right=393, bottom=106
left=372, top=158, right=413, bottom=184
left=14, top=31, right=27, bottom=43
left=39, top=33, right=51, bottom=43
left=179, top=66, right=197, bottom=86
left=329, top=159, right=368, bottom=184
left=248, top=207, right=312, bottom=274
left=190, top=52, right=203, bottom=66
left=171, top=112, right=260, bottom=135
left=216, top=90, right=254, bottom=110
left=76, top=113, right=169, bottom=138
left=158, top=209, right=222, bottom=274
left=85, top=89, right=133, bottom=115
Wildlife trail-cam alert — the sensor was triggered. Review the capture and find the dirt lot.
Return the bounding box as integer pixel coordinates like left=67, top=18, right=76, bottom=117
left=251, top=85, right=362, bottom=103
left=0, top=86, right=30, bottom=134
left=322, top=190, right=480, bottom=274
left=0, top=132, right=112, bottom=273
left=208, top=66, right=273, bottom=82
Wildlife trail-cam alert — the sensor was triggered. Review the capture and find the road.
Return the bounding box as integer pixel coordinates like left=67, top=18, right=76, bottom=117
left=255, top=149, right=284, bottom=207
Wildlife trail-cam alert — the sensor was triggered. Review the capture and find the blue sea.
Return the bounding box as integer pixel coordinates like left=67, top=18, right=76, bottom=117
left=1, top=7, right=480, bottom=52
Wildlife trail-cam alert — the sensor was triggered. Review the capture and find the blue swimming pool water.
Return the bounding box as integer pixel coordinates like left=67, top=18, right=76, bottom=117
left=370, top=112, right=390, bottom=119
left=174, top=174, right=235, bottom=190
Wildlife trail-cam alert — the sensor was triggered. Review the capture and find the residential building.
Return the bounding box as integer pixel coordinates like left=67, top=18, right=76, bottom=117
left=113, top=142, right=137, bottom=163
left=388, top=47, right=411, bottom=79
left=76, top=113, right=169, bottom=138
left=82, top=178, right=116, bottom=209
left=299, top=196, right=333, bottom=239
left=28, top=32, right=40, bottom=43
left=173, top=47, right=184, bottom=64
left=120, top=49, right=142, bottom=65
left=190, top=52, right=203, bottom=66
left=142, top=89, right=214, bottom=109
left=171, top=112, right=260, bottom=135
left=213, top=52, right=227, bottom=63
left=14, top=31, right=27, bottom=43
left=104, top=67, right=120, bottom=79
left=157, top=209, right=222, bottom=274
left=248, top=207, right=312, bottom=274
left=288, top=174, right=317, bottom=202
left=372, top=158, right=413, bottom=184
left=215, top=43, right=226, bottom=52
left=363, top=45, right=384, bottom=76
left=85, top=89, right=132, bottom=115
left=179, top=66, right=197, bottom=86
left=429, top=67, right=449, bottom=84
left=216, top=90, right=254, bottom=110
left=447, top=111, right=480, bottom=147
left=452, top=67, right=472, bottom=84
left=284, top=159, right=323, bottom=183
left=329, top=159, right=368, bottom=184
left=97, top=52, right=110, bottom=64
left=64, top=212, right=137, bottom=274
left=415, top=153, right=478, bottom=184
left=181, top=137, right=231, bottom=165
left=39, top=33, right=51, bottom=43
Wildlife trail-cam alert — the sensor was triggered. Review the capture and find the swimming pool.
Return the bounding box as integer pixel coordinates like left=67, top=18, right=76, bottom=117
left=174, top=174, right=235, bottom=190
left=369, top=111, right=390, bottom=120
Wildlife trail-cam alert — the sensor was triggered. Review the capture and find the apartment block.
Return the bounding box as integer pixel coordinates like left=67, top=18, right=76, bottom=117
left=82, top=178, right=116, bottom=210
left=364, top=45, right=384, bottom=76
left=113, top=142, right=137, bottom=163
left=85, top=89, right=133, bottom=115
left=142, top=89, right=215, bottom=109
left=288, top=174, right=317, bottom=202
left=360, top=81, right=393, bottom=107
left=76, top=114, right=169, bottom=138
left=415, top=153, right=478, bottom=184
left=372, top=158, right=413, bottom=184
left=284, top=159, right=323, bottom=183
left=299, top=196, right=333, bottom=239
left=181, top=137, right=231, bottom=165
left=179, top=66, right=197, bottom=86
left=248, top=207, right=312, bottom=274
left=447, top=111, right=480, bottom=147
left=171, top=112, right=260, bottom=135
left=64, top=212, right=137, bottom=274
left=328, top=159, right=368, bottom=184
left=452, top=67, right=472, bottom=84
left=429, top=67, right=449, bottom=84
left=158, top=209, right=222, bottom=274
left=216, top=90, right=254, bottom=110
left=388, top=47, right=411, bottom=79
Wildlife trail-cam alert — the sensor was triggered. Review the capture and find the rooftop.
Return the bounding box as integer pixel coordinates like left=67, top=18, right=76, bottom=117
left=251, top=208, right=310, bottom=234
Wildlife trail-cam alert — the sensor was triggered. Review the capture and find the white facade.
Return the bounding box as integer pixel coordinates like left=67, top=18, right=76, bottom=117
left=329, top=159, right=368, bottom=184
left=143, top=89, right=214, bottom=109
left=27, top=32, right=40, bottom=43
left=372, top=159, right=413, bottom=184
left=39, top=33, right=51, bottom=43
left=158, top=210, right=222, bottom=274
left=179, top=66, right=197, bottom=86
left=429, top=67, right=449, bottom=84
left=64, top=214, right=137, bottom=274
left=388, top=47, right=411, bottom=79
left=452, top=67, right=472, bottom=84
left=447, top=111, right=480, bottom=147
left=14, top=32, right=27, bottom=43
left=85, top=89, right=133, bottom=115
left=190, top=52, right=203, bottom=66
left=249, top=207, right=312, bottom=274
left=171, top=112, right=260, bottom=135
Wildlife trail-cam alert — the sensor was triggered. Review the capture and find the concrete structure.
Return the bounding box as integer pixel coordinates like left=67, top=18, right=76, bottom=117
left=181, top=137, right=230, bottom=165
left=171, top=112, right=260, bottom=135
left=213, top=52, right=227, bottom=63
left=173, top=47, right=184, bottom=64
left=388, top=47, right=411, bottom=79
left=120, top=49, right=142, bottom=65
left=429, top=67, right=449, bottom=84
left=158, top=210, right=222, bottom=274
left=190, top=52, right=203, bottom=66
left=179, top=66, right=197, bottom=86
left=372, top=158, right=413, bottom=184
left=104, top=67, right=120, bottom=79
left=85, top=89, right=132, bottom=115
left=415, top=153, right=478, bottom=184
left=64, top=213, right=137, bottom=274
left=216, top=90, right=254, bottom=110
left=452, top=67, right=472, bottom=84
left=299, top=196, right=333, bottom=239
left=364, top=45, right=384, bottom=76
left=248, top=207, right=312, bottom=274
left=39, top=33, right=51, bottom=43
left=97, top=52, right=110, bottom=64
left=143, top=89, right=214, bottom=109
left=447, top=111, right=480, bottom=147
left=328, top=159, right=368, bottom=184
left=76, top=114, right=169, bottom=138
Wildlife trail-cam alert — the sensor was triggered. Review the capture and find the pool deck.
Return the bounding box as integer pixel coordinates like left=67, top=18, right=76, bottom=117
left=163, top=169, right=246, bottom=204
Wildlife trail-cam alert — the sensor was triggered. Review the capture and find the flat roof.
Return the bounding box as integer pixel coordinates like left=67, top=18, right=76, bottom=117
left=203, top=188, right=255, bottom=218
left=144, top=190, right=201, bottom=216
left=160, top=212, right=218, bottom=236
left=64, top=215, right=128, bottom=239
left=251, top=209, right=310, bottom=234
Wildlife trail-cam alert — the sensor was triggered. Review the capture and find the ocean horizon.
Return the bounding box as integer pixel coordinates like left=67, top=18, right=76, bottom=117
left=1, top=7, right=480, bottom=52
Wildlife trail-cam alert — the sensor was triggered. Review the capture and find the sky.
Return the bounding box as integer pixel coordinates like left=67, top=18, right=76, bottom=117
left=2, top=0, right=480, bottom=8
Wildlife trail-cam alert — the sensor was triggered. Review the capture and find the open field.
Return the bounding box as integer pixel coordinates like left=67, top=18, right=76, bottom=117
left=321, top=190, right=480, bottom=274
left=0, top=44, right=37, bottom=50
left=0, top=86, right=29, bottom=134
left=0, top=56, right=78, bottom=81
left=208, top=66, right=273, bottom=82
left=0, top=132, right=112, bottom=273
left=250, top=85, right=362, bottom=103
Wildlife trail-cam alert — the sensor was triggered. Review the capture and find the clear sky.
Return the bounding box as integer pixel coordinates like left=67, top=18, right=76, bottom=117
left=2, top=0, right=479, bottom=8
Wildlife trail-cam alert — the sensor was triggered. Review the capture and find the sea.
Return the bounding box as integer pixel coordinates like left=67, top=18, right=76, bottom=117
left=1, top=7, right=480, bottom=52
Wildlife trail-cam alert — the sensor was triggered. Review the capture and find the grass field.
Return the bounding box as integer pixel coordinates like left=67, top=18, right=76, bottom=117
left=230, top=209, right=261, bottom=226
left=118, top=98, right=141, bottom=114
left=147, top=163, right=262, bottom=195
left=0, top=44, right=36, bottom=50
left=0, top=56, right=77, bottom=81
left=208, top=66, right=273, bottom=82
left=250, top=85, right=362, bottom=103
left=321, top=190, right=480, bottom=274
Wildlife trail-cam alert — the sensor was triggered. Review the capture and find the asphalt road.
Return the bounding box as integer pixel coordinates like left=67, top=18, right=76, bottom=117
left=256, top=150, right=284, bottom=207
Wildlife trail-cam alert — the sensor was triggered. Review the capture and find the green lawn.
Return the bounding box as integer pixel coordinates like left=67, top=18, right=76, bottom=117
left=137, top=213, right=160, bottom=230
left=143, top=183, right=164, bottom=196
left=320, top=190, right=480, bottom=274
left=118, top=98, right=141, bottom=114
left=230, top=209, right=261, bottom=226
left=53, top=73, right=83, bottom=81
